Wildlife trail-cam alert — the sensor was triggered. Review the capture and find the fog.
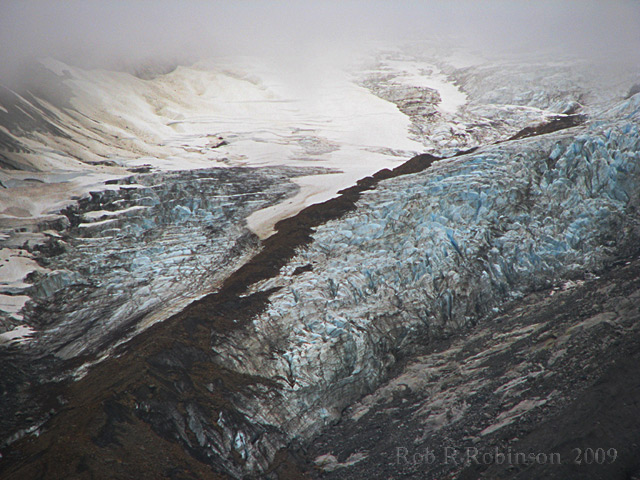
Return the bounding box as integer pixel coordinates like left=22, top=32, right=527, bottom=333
left=1, top=0, right=639, bottom=84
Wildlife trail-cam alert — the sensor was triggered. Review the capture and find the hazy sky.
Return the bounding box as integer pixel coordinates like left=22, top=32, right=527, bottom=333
left=1, top=0, right=639, bottom=82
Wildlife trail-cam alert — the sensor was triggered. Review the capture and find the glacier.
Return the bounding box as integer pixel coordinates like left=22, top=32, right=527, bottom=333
left=0, top=46, right=639, bottom=479
left=204, top=92, right=640, bottom=475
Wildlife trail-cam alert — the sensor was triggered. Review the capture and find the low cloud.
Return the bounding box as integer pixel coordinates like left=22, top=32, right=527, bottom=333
left=1, top=0, right=639, bottom=84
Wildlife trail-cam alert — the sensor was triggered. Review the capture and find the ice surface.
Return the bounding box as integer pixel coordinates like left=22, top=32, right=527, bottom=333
left=1, top=45, right=640, bottom=478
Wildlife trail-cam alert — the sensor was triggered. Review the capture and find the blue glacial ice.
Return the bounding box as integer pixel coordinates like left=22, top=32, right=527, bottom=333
left=211, top=94, right=640, bottom=473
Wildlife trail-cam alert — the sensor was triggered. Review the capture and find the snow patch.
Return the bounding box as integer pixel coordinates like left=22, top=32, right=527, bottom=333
left=0, top=325, right=35, bottom=345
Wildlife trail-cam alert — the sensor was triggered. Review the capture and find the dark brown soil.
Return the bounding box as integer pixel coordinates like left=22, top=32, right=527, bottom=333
left=507, top=114, right=586, bottom=141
